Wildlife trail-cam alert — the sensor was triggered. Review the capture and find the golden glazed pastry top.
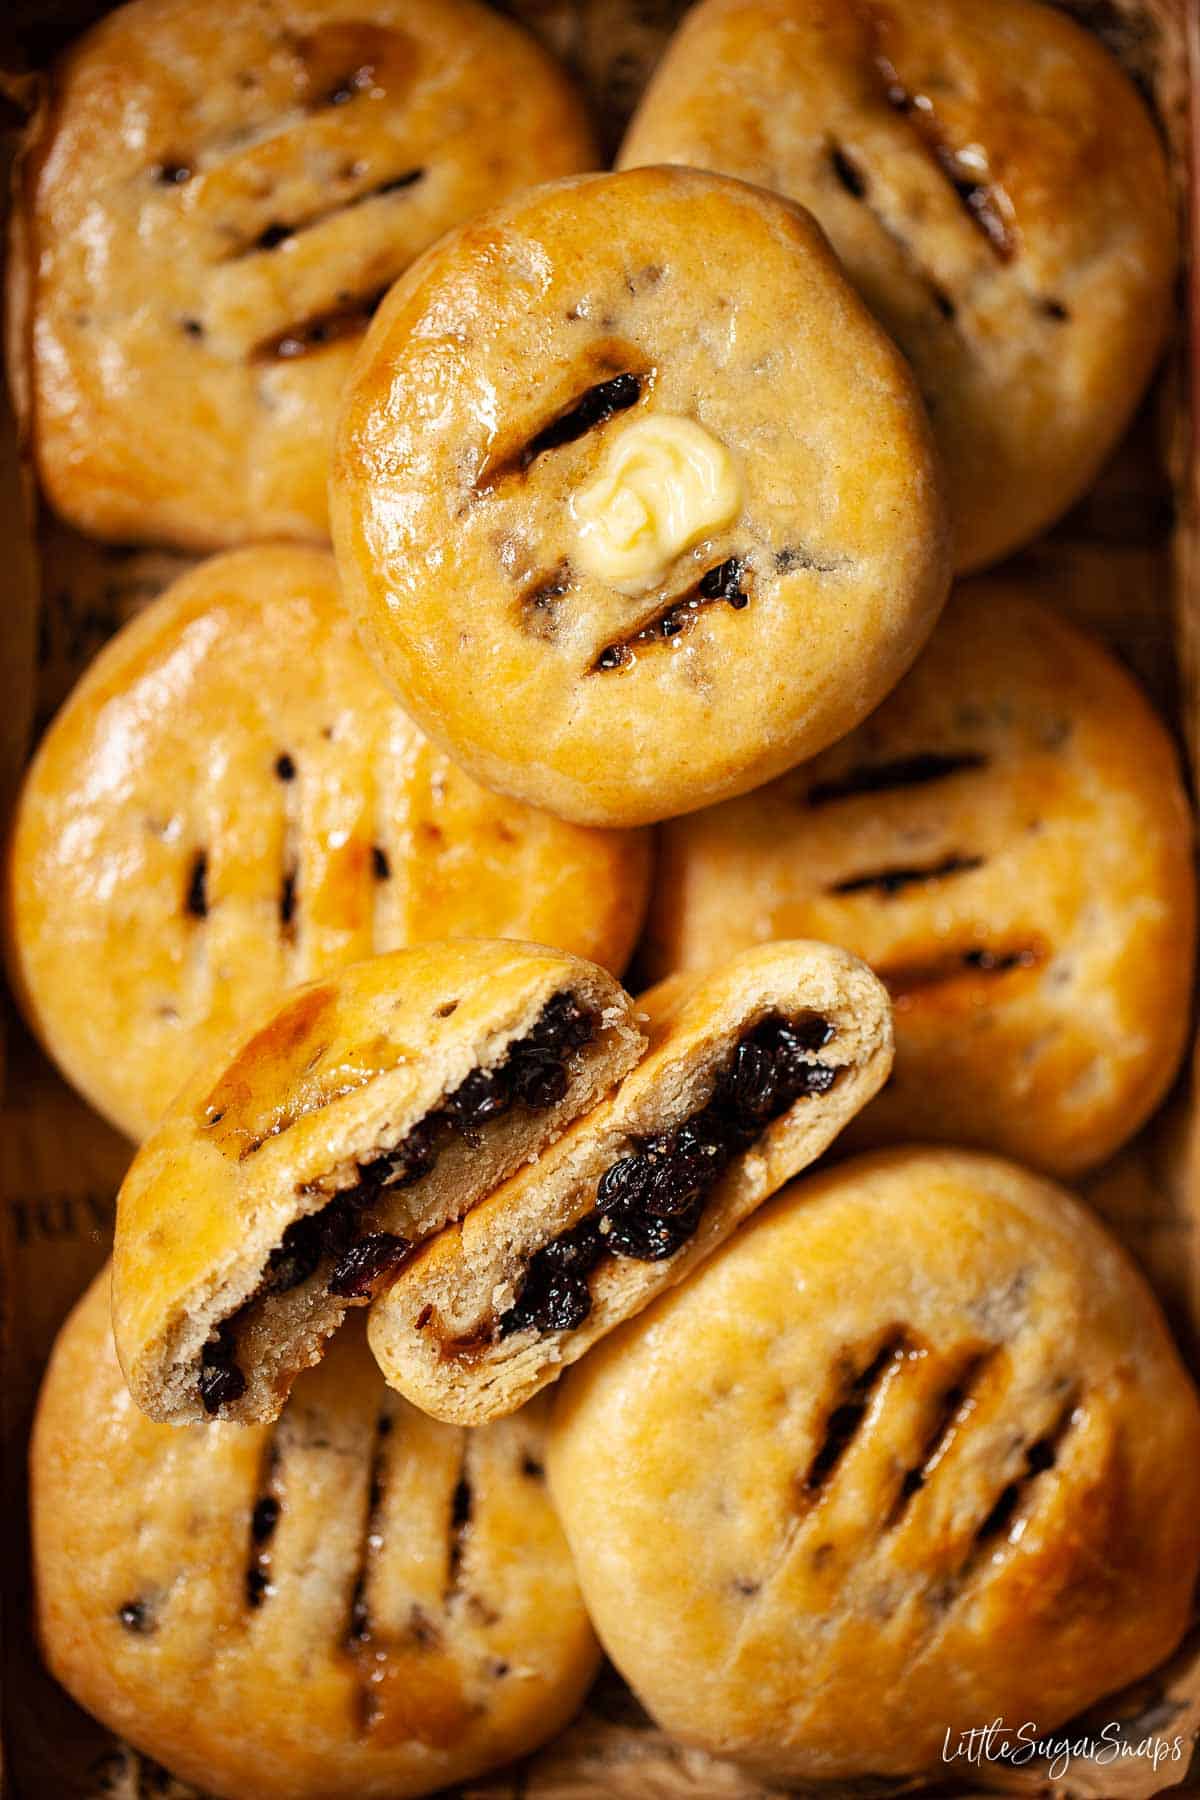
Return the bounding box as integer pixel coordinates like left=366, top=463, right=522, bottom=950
left=548, top=1148, right=1200, bottom=1782
left=332, top=164, right=951, bottom=827
left=6, top=545, right=650, bottom=1142
left=620, top=0, right=1176, bottom=572
left=34, top=1272, right=599, bottom=1800
left=10, top=0, right=596, bottom=550
left=647, top=579, right=1196, bottom=1175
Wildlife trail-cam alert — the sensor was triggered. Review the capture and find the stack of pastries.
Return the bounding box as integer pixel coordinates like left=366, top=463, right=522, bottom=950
left=8, top=0, right=1200, bottom=1794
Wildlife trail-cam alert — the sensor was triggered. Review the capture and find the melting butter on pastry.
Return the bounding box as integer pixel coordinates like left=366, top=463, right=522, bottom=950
left=572, top=414, right=743, bottom=593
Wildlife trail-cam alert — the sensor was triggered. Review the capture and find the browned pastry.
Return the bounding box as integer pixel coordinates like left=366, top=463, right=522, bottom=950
left=368, top=941, right=893, bottom=1423
left=9, top=0, right=597, bottom=550
left=619, top=0, right=1176, bottom=572
left=331, top=164, right=951, bottom=827
left=5, top=545, right=651, bottom=1142
left=646, top=579, right=1196, bottom=1176
left=548, top=1148, right=1200, bottom=1782
left=34, top=1270, right=599, bottom=1800
left=112, top=941, right=645, bottom=1425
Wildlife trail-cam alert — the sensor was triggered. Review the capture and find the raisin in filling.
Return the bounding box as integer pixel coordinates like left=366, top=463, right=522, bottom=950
left=496, top=1013, right=837, bottom=1341
left=198, top=1325, right=246, bottom=1415
left=196, top=991, right=597, bottom=1413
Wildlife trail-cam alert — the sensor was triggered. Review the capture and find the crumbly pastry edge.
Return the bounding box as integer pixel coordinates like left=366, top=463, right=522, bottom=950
left=369, top=944, right=895, bottom=1422
left=115, top=965, right=645, bottom=1427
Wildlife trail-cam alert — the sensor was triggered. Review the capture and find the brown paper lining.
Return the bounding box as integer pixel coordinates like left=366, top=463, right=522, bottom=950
left=2, top=2, right=1199, bottom=1796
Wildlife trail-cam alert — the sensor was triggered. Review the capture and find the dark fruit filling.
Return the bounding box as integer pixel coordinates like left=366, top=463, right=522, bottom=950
left=252, top=1496, right=280, bottom=1542
left=195, top=992, right=598, bottom=1412
left=501, top=1218, right=601, bottom=1336
left=524, top=373, right=642, bottom=465
left=698, top=559, right=749, bottom=608
left=496, top=1013, right=836, bottom=1341
left=246, top=1567, right=272, bottom=1606
left=328, top=1233, right=411, bottom=1299
left=198, top=1325, right=247, bottom=1416
left=592, top=558, right=750, bottom=672
left=185, top=849, right=208, bottom=919
left=256, top=285, right=389, bottom=362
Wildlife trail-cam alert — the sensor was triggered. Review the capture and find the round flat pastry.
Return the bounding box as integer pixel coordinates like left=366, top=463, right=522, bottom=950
left=10, top=0, right=596, bottom=550
left=112, top=940, right=645, bottom=1425
left=548, top=1148, right=1200, bottom=1782
left=6, top=545, right=651, bottom=1143
left=646, top=580, right=1196, bottom=1176
left=619, top=0, right=1176, bottom=573
left=331, top=164, right=951, bottom=827
left=34, top=1271, right=599, bottom=1800
left=369, top=941, right=893, bottom=1424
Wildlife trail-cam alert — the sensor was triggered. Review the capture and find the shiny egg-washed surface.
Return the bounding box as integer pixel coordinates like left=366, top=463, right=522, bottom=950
left=10, top=0, right=597, bottom=549
left=647, top=580, right=1196, bottom=1176
left=34, top=1273, right=599, bottom=1800
left=6, top=545, right=651, bottom=1142
left=332, top=165, right=951, bottom=828
left=548, top=1149, right=1200, bottom=1781
left=619, top=0, right=1176, bottom=573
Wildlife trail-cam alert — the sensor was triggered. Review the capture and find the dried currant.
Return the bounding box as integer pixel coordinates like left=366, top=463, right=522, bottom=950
left=259, top=1215, right=324, bottom=1297
left=444, top=1065, right=510, bottom=1126
left=328, top=1232, right=410, bottom=1298
left=198, top=1327, right=246, bottom=1415
left=509, top=1052, right=569, bottom=1110
left=496, top=1013, right=839, bottom=1336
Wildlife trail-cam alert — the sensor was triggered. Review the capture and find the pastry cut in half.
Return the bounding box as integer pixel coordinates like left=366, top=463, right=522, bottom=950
left=332, top=164, right=950, bottom=827
left=11, top=0, right=597, bottom=549
left=547, top=1148, right=1200, bottom=1782
left=34, top=1271, right=598, bottom=1800
left=112, top=941, right=644, bottom=1425
left=368, top=942, right=893, bottom=1422
left=619, top=0, right=1176, bottom=572
left=5, top=545, right=651, bottom=1142
left=647, top=579, right=1196, bottom=1176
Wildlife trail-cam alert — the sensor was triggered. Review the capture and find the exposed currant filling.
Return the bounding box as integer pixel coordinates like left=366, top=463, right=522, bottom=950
left=197, top=992, right=599, bottom=1414
left=489, top=1013, right=839, bottom=1343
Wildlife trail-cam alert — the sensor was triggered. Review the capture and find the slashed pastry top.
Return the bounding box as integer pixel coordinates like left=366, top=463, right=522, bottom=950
left=9, top=0, right=597, bottom=549
left=112, top=940, right=645, bottom=1425
left=646, top=579, right=1196, bottom=1176
left=5, top=545, right=651, bottom=1142
left=548, top=1147, right=1200, bottom=1781
left=619, top=0, right=1176, bottom=572
left=34, top=1270, right=599, bottom=1800
left=331, top=164, right=951, bottom=827
left=368, top=941, right=893, bottom=1423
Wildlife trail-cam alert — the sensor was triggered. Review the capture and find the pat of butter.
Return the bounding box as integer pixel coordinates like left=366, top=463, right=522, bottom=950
left=571, top=415, right=742, bottom=593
